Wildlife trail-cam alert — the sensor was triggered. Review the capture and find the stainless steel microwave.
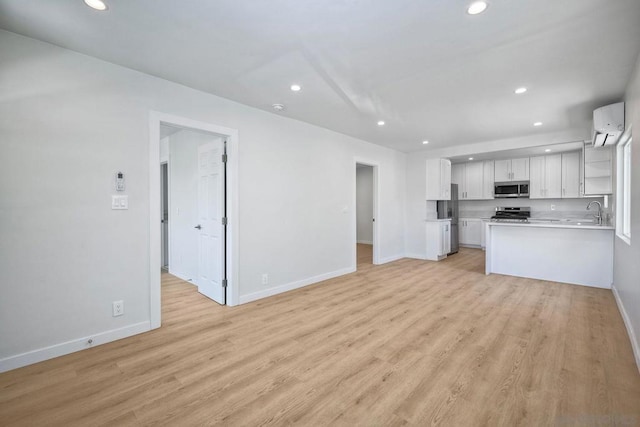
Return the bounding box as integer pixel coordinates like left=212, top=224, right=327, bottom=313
left=494, top=182, right=529, bottom=198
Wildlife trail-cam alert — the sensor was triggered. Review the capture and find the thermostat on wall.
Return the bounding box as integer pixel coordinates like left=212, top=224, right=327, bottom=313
left=115, top=171, right=125, bottom=191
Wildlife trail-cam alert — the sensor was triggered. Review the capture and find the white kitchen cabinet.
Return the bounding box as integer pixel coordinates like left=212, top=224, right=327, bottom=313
left=426, top=220, right=451, bottom=261
left=494, top=159, right=511, bottom=182
left=562, top=151, right=581, bottom=198
left=511, top=158, right=530, bottom=181
left=451, top=161, right=492, bottom=200
left=441, top=221, right=451, bottom=255
left=464, top=162, right=484, bottom=199
left=530, top=154, right=562, bottom=199
left=529, top=156, right=544, bottom=198
left=545, top=154, right=562, bottom=198
left=583, top=145, right=613, bottom=195
left=482, top=160, right=495, bottom=199
left=459, top=218, right=482, bottom=247
left=426, top=158, right=451, bottom=200
left=452, top=163, right=464, bottom=192
left=481, top=219, right=490, bottom=249
left=494, top=158, right=529, bottom=182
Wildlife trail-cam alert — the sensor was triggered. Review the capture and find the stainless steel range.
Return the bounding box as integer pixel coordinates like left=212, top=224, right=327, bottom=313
left=491, top=207, right=531, bottom=223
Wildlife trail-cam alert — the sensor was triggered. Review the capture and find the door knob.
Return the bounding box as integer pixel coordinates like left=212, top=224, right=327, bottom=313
left=194, top=224, right=202, bottom=230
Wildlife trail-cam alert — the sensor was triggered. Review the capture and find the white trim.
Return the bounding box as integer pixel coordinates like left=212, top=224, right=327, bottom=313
left=615, top=125, right=632, bottom=245
left=612, top=285, right=640, bottom=373
left=149, top=112, right=240, bottom=329
left=0, top=322, right=151, bottom=373
left=357, top=240, right=373, bottom=245
left=377, top=254, right=406, bottom=264
left=405, top=253, right=428, bottom=260
left=239, top=267, right=356, bottom=305
left=353, top=158, right=381, bottom=269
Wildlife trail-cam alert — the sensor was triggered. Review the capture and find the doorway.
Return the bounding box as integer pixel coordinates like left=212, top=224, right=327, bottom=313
left=355, top=160, right=379, bottom=269
left=149, top=111, right=239, bottom=329
left=160, top=125, right=227, bottom=305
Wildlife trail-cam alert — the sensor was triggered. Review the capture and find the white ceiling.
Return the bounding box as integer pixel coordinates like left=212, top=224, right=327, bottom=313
left=450, top=141, right=585, bottom=163
left=1, top=0, right=639, bottom=152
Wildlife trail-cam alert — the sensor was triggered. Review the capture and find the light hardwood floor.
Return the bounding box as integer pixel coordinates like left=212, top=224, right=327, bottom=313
left=1, top=248, right=639, bottom=426
left=357, top=243, right=373, bottom=268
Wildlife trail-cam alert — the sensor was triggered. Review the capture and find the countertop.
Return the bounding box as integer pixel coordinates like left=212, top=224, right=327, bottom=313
left=487, top=221, right=614, bottom=230
left=424, top=218, right=451, bottom=222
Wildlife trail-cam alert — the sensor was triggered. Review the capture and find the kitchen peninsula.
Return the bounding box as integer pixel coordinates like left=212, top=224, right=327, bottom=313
left=485, top=221, right=614, bottom=288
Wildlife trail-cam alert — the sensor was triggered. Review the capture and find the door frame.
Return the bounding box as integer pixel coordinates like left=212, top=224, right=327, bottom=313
left=353, top=158, right=380, bottom=267
left=149, top=111, right=239, bottom=330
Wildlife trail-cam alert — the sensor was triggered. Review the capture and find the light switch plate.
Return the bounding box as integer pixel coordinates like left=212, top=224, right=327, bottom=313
left=112, top=195, right=129, bottom=210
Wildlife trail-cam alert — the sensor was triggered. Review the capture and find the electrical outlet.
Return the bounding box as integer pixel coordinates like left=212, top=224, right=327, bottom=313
left=550, top=204, right=556, bottom=210
left=262, top=274, right=269, bottom=285
left=112, top=300, right=124, bottom=317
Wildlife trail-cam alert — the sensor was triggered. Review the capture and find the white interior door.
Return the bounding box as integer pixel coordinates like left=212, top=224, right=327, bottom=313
left=196, top=141, right=225, bottom=304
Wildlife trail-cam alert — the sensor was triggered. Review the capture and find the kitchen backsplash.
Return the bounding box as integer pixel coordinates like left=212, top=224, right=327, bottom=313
left=458, top=197, right=611, bottom=220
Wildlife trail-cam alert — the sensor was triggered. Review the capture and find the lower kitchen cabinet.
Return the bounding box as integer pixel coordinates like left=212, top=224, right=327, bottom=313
left=481, top=219, right=490, bottom=249
left=426, top=220, right=451, bottom=261
left=459, top=218, right=482, bottom=247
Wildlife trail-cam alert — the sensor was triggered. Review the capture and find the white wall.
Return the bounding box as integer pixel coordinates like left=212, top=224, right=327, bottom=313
left=613, top=52, right=640, bottom=371
left=356, top=166, right=373, bottom=244
left=167, top=129, right=223, bottom=281
left=0, top=30, right=407, bottom=370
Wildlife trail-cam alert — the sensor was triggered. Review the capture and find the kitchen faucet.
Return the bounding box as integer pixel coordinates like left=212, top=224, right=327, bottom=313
left=586, top=200, right=603, bottom=225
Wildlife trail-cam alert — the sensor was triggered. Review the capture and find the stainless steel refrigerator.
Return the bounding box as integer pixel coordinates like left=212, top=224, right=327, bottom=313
left=436, top=184, right=459, bottom=255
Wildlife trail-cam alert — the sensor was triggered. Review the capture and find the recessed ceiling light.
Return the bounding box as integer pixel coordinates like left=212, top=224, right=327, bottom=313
left=467, top=1, right=488, bottom=15
left=377, top=121, right=385, bottom=126
left=469, top=157, right=474, bottom=160
left=534, top=122, right=543, bottom=126
left=422, top=140, right=429, bottom=145
left=545, top=149, right=551, bottom=152
left=515, top=87, right=527, bottom=94
left=272, top=103, right=285, bottom=112
left=290, top=84, right=301, bottom=92
left=84, top=0, right=108, bottom=10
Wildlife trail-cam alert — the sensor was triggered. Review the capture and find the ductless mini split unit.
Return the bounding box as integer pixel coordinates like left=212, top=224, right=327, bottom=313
left=592, top=102, right=625, bottom=147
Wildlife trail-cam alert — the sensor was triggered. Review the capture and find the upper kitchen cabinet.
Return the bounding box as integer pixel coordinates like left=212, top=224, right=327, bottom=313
left=426, top=158, right=451, bottom=200
left=530, top=154, right=562, bottom=199
left=583, top=145, right=613, bottom=195
left=494, top=158, right=529, bottom=182
left=452, top=161, right=494, bottom=200
left=482, top=160, right=495, bottom=199
left=561, top=151, right=581, bottom=198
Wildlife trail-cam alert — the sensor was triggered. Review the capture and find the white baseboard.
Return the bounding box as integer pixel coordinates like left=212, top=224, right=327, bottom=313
left=377, top=254, right=405, bottom=264
left=239, top=266, right=356, bottom=305
left=0, top=321, right=151, bottom=373
left=403, top=253, right=427, bottom=260
left=357, top=240, right=373, bottom=245
left=612, top=285, right=640, bottom=373
left=168, top=269, right=195, bottom=284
